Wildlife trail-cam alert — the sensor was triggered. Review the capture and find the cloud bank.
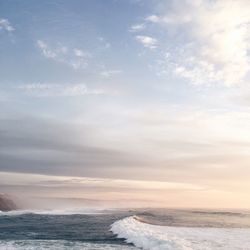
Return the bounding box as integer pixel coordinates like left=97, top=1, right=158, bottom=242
left=148, top=0, right=250, bottom=86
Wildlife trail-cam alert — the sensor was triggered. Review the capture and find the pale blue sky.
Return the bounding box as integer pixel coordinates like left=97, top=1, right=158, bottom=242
left=1, top=0, right=250, bottom=207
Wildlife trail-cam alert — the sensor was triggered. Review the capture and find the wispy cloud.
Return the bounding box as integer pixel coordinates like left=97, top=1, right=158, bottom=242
left=37, top=40, right=91, bottom=70
left=100, top=70, right=122, bottom=78
left=37, top=40, right=57, bottom=59
left=98, top=37, right=111, bottom=49
left=17, top=83, right=106, bottom=97
left=129, top=23, right=146, bottom=32
left=0, top=18, right=14, bottom=33
left=145, top=15, right=160, bottom=23
left=0, top=172, right=204, bottom=191
left=148, top=0, right=250, bottom=86
left=136, top=35, right=158, bottom=49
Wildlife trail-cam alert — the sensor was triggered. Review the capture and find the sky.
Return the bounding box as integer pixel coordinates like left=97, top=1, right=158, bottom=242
left=1, top=0, right=250, bottom=208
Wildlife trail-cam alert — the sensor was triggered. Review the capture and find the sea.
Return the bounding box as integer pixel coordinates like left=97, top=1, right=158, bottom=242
left=1, top=208, right=250, bottom=249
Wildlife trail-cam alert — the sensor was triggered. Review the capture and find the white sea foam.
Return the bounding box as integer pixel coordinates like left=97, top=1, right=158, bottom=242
left=111, top=216, right=250, bottom=250
left=0, top=240, right=136, bottom=250
left=0, top=208, right=106, bottom=216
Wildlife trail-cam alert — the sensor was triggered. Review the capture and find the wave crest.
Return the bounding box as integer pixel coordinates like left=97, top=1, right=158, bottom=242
left=111, top=216, right=250, bottom=250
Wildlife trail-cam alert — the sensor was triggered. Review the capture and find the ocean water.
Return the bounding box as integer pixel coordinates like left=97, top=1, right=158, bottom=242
left=1, top=208, right=250, bottom=249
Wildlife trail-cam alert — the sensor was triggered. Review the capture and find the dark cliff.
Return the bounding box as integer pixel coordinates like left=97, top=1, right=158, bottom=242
left=0, top=194, right=18, bottom=211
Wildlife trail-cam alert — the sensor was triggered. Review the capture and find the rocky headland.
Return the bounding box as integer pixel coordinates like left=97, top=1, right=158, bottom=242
left=0, top=194, right=18, bottom=211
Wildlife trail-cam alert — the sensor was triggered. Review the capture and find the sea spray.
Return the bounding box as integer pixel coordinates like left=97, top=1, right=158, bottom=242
left=111, top=216, right=250, bottom=250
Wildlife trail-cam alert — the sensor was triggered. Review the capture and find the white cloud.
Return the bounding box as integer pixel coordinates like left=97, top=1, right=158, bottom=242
left=0, top=18, right=14, bottom=32
left=37, top=40, right=90, bottom=70
left=136, top=35, right=158, bottom=49
left=149, top=0, right=250, bottom=86
left=37, top=40, right=57, bottom=59
left=145, top=15, right=160, bottom=23
left=17, top=83, right=106, bottom=97
left=129, top=23, right=146, bottom=32
left=74, top=49, right=84, bottom=57
left=73, top=48, right=91, bottom=58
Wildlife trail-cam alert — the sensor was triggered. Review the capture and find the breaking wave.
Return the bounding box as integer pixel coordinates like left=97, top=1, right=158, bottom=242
left=111, top=216, right=250, bottom=250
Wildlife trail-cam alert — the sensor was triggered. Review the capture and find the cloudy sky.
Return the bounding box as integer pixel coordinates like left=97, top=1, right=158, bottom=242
left=1, top=0, right=250, bottom=208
